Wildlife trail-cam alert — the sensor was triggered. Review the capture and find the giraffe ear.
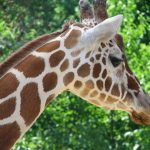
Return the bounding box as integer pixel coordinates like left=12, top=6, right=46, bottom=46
left=82, top=15, right=123, bottom=43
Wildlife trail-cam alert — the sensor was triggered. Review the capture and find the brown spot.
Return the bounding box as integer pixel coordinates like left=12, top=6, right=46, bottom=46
left=127, top=74, right=139, bottom=91
left=63, top=72, right=74, bottom=86
left=60, top=59, right=69, bottom=72
left=105, top=49, right=109, bottom=53
left=90, top=90, right=98, bottom=97
left=102, top=69, right=107, bottom=79
left=73, top=58, right=80, bottom=68
left=77, top=63, right=90, bottom=77
left=43, top=72, right=57, bottom=92
left=80, top=88, right=89, bottom=97
left=85, top=51, right=91, bottom=58
left=109, top=43, right=113, bottom=47
left=0, top=122, right=20, bottom=150
left=85, top=80, right=94, bottom=89
left=96, top=80, right=103, bottom=90
left=105, top=77, right=112, bottom=91
left=107, top=96, right=118, bottom=103
left=93, top=63, right=101, bottom=78
left=49, top=50, right=65, bottom=67
left=37, top=41, right=60, bottom=52
left=0, top=73, right=19, bottom=99
left=0, top=98, right=16, bottom=120
left=98, top=47, right=102, bottom=52
left=16, top=55, right=45, bottom=78
left=99, top=93, right=106, bottom=101
left=74, top=81, right=82, bottom=89
left=101, top=42, right=106, bottom=48
left=96, top=54, right=101, bottom=60
left=102, top=57, right=106, bottom=65
left=90, top=57, right=94, bottom=63
left=45, top=94, right=55, bottom=107
left=20, top=83, right=41, bottom=125
left=64, top=29, right=81, bottom=49
left=111, top=84, right=120, bottom=97
left=123, top=92, right=133, bottom=105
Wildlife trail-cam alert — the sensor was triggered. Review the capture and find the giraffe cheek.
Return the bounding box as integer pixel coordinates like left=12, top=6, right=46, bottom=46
left=111, top=84, right=120, bottom=97
left=105, top=77, right=112, bottom=92
left=93, top=63, right=101, bottom=78
left=96, top=80, right=103, bottom=90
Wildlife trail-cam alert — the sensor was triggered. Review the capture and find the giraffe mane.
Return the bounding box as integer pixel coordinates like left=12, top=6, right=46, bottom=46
left=0, top=25, right=70, bottom=78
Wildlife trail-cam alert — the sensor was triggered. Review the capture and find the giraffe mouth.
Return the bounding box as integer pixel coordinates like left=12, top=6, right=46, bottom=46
left=130, top=111, right=150, bottom=125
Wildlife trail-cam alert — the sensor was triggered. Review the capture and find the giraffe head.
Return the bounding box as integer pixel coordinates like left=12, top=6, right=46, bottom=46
left=61, top=0, right=150, bottom=125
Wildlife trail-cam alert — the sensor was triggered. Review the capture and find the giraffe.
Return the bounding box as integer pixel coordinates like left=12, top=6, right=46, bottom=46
left=0, top=0, right=150, bottom=149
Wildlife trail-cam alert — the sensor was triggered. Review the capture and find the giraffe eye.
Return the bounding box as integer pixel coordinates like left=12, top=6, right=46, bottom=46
left=109, top=55, right=123, bottom=67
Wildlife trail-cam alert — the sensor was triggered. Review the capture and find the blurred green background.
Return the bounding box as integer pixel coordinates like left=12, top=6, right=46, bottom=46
left=0, top=0, right=150, bottom=149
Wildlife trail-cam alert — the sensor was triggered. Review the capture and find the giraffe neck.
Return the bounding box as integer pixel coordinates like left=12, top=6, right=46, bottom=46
left=0, top=31, right=73, bottom=149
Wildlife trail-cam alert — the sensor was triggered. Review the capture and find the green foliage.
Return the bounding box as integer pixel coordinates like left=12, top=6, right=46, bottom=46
left=0, top=0, right=150, bottom=149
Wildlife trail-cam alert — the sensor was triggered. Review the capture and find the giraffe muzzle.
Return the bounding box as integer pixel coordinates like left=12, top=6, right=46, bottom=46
left=130, top=111, right=150, bottom=125
left=130, top=92, right=150, bottom=125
